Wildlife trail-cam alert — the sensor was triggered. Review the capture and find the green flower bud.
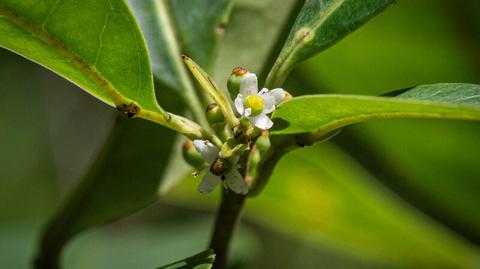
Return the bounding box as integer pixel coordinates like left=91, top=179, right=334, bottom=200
left=255, top=130, right=271, bottom=154
left=240, top=117, right=250, bottom=128
left=227, top=66, right=248, bottom=97
left=206, top=103, right=225, bottom=124
left=182, top=140, right=205, bottom=168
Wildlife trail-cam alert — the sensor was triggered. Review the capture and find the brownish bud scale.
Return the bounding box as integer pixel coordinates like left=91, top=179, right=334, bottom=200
left=283, top=90, right=293, bottom=101
left=227, top=66, right=248, bottom=97
left=232, top=66, right=248, bottom=76
left=182, top=140, right=205, bottom=168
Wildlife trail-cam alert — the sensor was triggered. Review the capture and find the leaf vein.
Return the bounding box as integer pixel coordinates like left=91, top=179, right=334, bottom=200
left=41, top=0, right=61, bottom=30
left=94, top=12, right=110, bottom=66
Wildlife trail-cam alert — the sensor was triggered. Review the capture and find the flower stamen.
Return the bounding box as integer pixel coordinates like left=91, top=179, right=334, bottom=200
left=244, top=95, right=264, bottom=116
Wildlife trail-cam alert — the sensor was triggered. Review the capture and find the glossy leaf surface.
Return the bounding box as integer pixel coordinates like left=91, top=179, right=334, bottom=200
left=0, top=0, right=160, bottom=114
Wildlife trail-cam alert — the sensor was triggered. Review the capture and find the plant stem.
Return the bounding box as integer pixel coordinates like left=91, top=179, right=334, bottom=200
left=209, top=191, right=247, bottom=269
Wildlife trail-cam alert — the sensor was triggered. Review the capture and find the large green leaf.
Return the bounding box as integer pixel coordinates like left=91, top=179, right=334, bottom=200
left=0, top=0, right=161, bottom=116
left=35, top=117, right=178, bottom=268
left=156, top=250, right=215, bottom=269
left=271, top=83, right=480, bottom=135
left=265, top=0, right=394, bottom=88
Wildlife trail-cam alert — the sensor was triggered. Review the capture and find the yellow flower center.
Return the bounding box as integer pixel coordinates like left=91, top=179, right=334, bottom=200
left=244, top=95, right=264, bottom=116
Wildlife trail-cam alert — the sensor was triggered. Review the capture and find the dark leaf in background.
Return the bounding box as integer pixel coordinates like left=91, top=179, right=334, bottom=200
left=35, top=116, right=178, bottom=267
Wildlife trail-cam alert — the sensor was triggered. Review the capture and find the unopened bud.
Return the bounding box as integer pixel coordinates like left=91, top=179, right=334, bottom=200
left=206, top=103, right=225, bottom=125
left=182, top=140, right=205, bottom=168
left=227, top=66, right=248, bottom=97
left=255, top=130, right=271, bottom=154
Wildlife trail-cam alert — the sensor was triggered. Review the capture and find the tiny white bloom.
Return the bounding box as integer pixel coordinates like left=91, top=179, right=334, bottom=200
left=234, top=73, right=285, bottom=130
left=192, top=140, right=249, bottom=195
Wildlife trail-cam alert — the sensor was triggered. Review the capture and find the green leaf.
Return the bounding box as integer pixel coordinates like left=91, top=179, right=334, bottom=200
left=397, top=83, right=480, bottom=105
left=35, top=117, right=178, bottom=268
left=265, top=0, right=394, bottom=88
left=271, top=83, right=480, bottom=136
left=156, top=250, right=215, bottom=269
left=0, top=0, right=161, bottom=116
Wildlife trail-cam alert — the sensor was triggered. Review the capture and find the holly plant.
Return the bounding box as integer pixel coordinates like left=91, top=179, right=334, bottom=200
left=1, top=0, right=479, bottom=269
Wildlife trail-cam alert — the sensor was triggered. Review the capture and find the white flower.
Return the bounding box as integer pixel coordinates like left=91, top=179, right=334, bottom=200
left=234, top=73, right=285, bottom=130
left=193, top=140, right=249, bottom=195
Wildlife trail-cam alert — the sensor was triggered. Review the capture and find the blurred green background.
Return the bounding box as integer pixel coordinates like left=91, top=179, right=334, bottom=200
left=1, top=0, right=480, bottom=268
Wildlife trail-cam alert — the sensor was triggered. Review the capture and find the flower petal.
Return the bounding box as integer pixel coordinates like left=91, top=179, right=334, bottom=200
left=224, top=169, right=248, bottom=194
left=198, top=172, right=222, bottom=194
left=251, top=113, right=273, bottom=130
left=258, top=88, right=276, bottom=113
left=234, top=94, right=245, bottom=115
left=244, top=108, right=252, bottom=117
left=193, top=140, right=219, bottom=163
left=268, top=88, right=286, bottom=105
left=240, top=73, right=258, bottom=96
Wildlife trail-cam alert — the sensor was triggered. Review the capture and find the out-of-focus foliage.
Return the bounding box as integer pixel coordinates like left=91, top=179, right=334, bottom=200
left=1, top=0, right=480, bottom=268
left=165, top=142, right=480, bottom=268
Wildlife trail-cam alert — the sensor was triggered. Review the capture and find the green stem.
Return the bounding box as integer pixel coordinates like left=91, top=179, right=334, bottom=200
left=209, top=191, right=247, bottom=269
left=209, top=150, right=251, bottom=269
